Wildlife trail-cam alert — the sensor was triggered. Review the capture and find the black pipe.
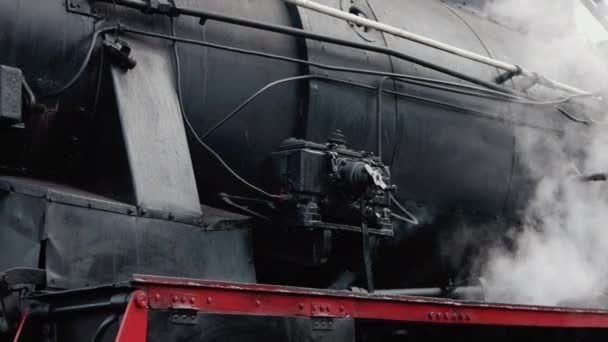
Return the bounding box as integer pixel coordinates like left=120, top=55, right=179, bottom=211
left=95, top=0, right=523, bottom=95
left=48, top=293, right=129, bottom=315
left=375, top=286, right=484, bottom=301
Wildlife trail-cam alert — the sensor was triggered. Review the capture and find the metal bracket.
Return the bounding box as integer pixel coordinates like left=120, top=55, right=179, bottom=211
left=142, top=0, right=179, bottom=16
left=65, top=0, right=102, bottom=19
left=311, top=317, right=335, bottom=331
left=169, top=309, right=199, bottom=325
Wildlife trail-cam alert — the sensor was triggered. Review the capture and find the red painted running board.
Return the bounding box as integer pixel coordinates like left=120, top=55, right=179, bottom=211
left=132, top=274, right=608, bottom=329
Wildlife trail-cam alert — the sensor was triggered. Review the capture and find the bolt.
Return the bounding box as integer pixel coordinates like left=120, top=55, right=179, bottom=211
left=339, top=306, right=345, bottom=312
left=298, top=303, right=305, bottom=310
left=466, top=313, right=471, bottom=320
left=181, top=296, right=187, bottom=303
left=428, top=312, right=434, bottom=319
left=312, top=304, right=317, bottom=311
left=173, top=314, right=178, bottom=320
left=206, top=297, right=212, bottom=304
left=172, top=295, right=178, bottom=303
left=135, top=293, right=148, bottom=308
left=255, top=300, right=261, bottom=307
left=190, top=297, right=196, bottom=304
left=154, top=293, right=161, bottom=301
left=182, top=314, right=187, bottom=320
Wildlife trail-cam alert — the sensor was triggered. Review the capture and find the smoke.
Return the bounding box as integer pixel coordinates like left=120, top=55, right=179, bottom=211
left=470, top=0, right=608, bottom=307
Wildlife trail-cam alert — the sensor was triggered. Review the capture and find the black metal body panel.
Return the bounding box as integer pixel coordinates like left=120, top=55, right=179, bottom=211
left=0, top=0, right=593, bottom=216
left=0, top=191, right=43, bottom=271
left=147, top=311, right=355, bottom=342
left=0, top=176, right=255, bottom=289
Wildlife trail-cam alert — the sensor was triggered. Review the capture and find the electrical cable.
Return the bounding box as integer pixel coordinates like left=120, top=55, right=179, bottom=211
left=189, top=72, right=565, bottom=136
left=376, top=77, right=391, bottom=159
left=557, top=106, right=607, bottom=125
left=219, top=193, right=271, bottom=221
left=43, top=26, right=118, bottom=97
left=92, top=41, right=105, bottom=115
left=389, top=194, right=419, bottom=225
left=170, top=19, right=282, bottom=200
left=21, top=78, right=36, bottom=108
left=360, top=200, right=375, bottom=293
left=201, top=75, right=321, bottom=139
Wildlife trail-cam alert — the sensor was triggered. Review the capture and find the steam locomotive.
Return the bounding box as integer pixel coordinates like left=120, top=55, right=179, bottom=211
left=1, top=0, right=606, bottom=341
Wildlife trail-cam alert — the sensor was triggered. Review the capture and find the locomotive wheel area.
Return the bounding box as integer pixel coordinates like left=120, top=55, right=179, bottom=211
left=12, top=275, right=608, bottom=341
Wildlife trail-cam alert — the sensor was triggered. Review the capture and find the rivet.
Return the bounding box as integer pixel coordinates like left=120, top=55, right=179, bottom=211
left=190, top=297, right=196, bottom=304
left=466, top=313, right=471, bottom=320
left=181, top=296, right=186, bottom=303
left=206, top=297, right=212, bottom=304
left=339, top=306, right=345, bottom=312
left=298, top=303, right=305, bottom=310
left=312, top=304, right=317, bottom=311
left=428, top=312, right=434, bottom=319
left=154, top=293, right=160, bottom=301
left=172, top=295, right=178, bottom=303
left=255, top=300, right=261, bottom=307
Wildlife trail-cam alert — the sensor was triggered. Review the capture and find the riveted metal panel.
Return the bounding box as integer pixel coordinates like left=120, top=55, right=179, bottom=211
left=44, top=202, right=255, bottom=289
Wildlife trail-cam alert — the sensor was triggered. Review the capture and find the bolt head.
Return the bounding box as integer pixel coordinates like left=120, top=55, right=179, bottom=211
left=135, top=293, right=148, bottom=308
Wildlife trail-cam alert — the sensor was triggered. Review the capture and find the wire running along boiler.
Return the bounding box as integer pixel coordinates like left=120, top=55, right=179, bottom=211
left=0, top=0, right=606, bottom=341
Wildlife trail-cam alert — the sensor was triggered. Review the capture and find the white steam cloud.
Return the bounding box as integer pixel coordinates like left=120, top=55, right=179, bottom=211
left=472, top=0, right=608, bottom=307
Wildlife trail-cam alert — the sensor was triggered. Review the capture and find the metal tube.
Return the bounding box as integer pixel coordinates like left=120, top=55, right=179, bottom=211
left=376, top=286, right=484, bottom=300
left=284, top=0, right=592, bottom=96
left=95, top=0, right=524, bottom=95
